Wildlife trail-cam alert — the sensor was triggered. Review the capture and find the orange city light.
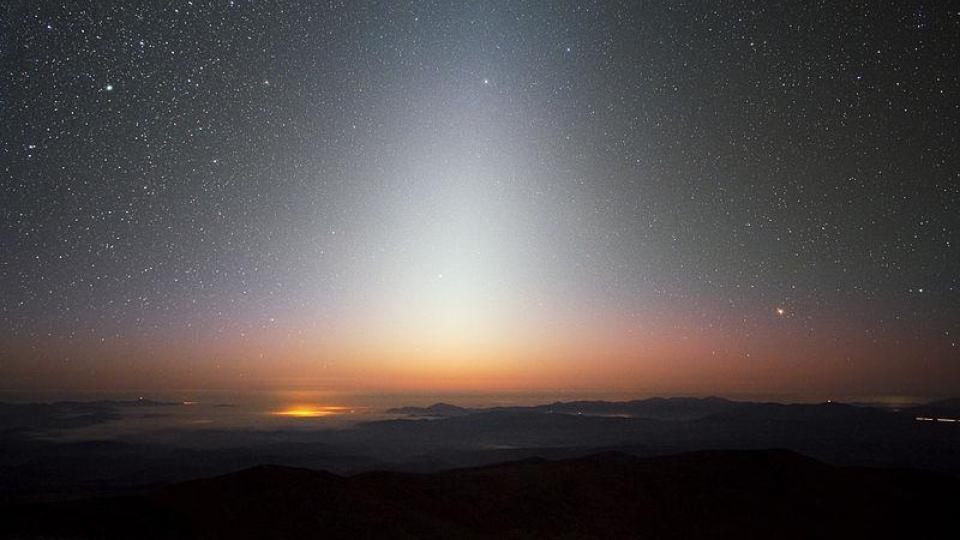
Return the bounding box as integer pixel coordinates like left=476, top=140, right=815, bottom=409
left=271, top=405, right=350, bottom=418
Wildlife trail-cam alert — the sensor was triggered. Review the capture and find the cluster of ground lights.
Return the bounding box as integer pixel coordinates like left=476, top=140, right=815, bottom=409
left=271, top=405, right=354, bottom=418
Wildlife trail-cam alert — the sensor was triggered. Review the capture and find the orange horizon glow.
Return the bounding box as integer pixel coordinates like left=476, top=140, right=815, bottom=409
left=2, top=300, right=958, bottom=399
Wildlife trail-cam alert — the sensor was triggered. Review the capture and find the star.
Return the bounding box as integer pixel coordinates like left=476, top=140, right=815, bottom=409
left=3, top=0, right=957, bottom=399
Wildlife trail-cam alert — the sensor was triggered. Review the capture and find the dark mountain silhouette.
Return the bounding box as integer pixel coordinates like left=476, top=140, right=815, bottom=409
left=387, top=402, right=474, bottom=417
left=523, top=396, right=744, bottom=420
left=3, top=396, right=960, bottom=504
left=388, top=396, right=744, bottom=420
left=2, top=449, right=957, bottom=539
left=905, top=397, right=960, bottom=418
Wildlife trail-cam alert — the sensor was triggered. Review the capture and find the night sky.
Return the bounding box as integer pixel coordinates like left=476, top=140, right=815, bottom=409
left=2, top=1, right=958, bottom=397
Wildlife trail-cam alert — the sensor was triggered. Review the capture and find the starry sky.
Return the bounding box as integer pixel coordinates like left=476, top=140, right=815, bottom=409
left=2, top=1, right=958, bottom=397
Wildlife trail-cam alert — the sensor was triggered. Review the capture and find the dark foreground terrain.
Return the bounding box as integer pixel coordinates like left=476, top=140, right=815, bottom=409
left=3, top=397, right=960, bottom=504
left=3, top=449, right=958, bottom=539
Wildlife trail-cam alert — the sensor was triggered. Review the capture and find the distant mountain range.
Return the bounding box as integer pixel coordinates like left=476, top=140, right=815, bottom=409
left=903, top=397, right=960, bottom=418
left=2, top=396, right=958, bottom=505
left=0, top=398, right=176, bottom=433
left=389, top=396, right=759, bottom=420
left=387, top=402, right=475, bottom=417
left=3, top=449, right=957, bottom=539
left=387, top=395, right=960, bottom=423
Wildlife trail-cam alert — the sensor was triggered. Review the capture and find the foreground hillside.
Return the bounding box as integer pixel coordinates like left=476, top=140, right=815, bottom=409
left=2, top=397, right=959, bottom=503
left=3, top=449, right=957, bottom=539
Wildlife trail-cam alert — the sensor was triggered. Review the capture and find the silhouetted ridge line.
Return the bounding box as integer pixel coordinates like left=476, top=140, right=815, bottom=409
left=3, top=449, right=958, bottom=539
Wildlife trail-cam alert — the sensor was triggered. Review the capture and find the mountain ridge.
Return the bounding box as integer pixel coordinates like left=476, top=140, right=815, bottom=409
left=3, top=448, right=958, bottom=539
